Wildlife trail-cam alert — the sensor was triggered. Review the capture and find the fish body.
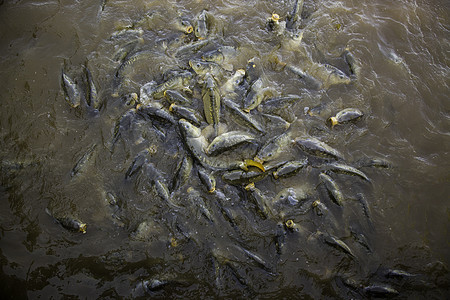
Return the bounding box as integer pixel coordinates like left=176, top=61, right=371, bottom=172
left=164, top=90, right=192, bottom=105
left=190, top=59, right=226, bottom=78
left=46, top=208, right=86, bottom=233
left=194, top=10, right=208, bottom=40
left=62, top=72, right=82, bottom=108
left=206, top=131, right=255, bottom=156
left=169, top=103, right=204, bottom=126
left=179, top=119, right=242, bottom=170
left=286, top=0, right=304, bottom=29
left=319, top=172, right=344, bottom=206
left=171, top=155, right=193, bottom=192
left=343, top=48, right=361, bottom=79
left=197, top=166, right=216, bottom=193
left=222, top=169, right=267, bottom=185
left=295, top=137, right=343, bottom=160
left=223, top=98, right=265, bottom=133
left=125, top=149, right=150, bottom=179
left=272, top=159, right=307, bottom=179
left=258, top=94, right=302, bottom=113
left=138, top=102, right=177, bottom=124
left=326, top=162, right=370, bottom=181
left=70, top=144, right=97, bottom=178
left=243, top=78, right=274, bottom=112
left=328, top=108, right=363, bottom=127
left=84, top=67, right=101, bottom=109
left=255, top=132, right=292, bottom=164
left=142, top=71, right=192, bottom=101
left=202, top=73, right=221, bottom=133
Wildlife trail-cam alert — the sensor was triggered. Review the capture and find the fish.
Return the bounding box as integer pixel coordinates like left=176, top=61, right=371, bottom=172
left=169, top=103, right=204, bottom=126
left=174, top=39, right=209, bottom=59
left=110, top=109, right=137, bottom=149
left=178, top=119, right=243, bottom=170
left=45, top=208, right=86, bottom=233
left=173, top=17, right=193, bottom=34
left=220, top=69, right=246, bottom=95
left=257, top=94, right=302, bottom=114
left=286, top=0, right=304, bottom=30
left=364, top=284, right=399, bottom=296
left=194, top=10, right=208, bottom=40
left=255, top=132, right=292, bottom=164
left=321, top=232, right=355, bottom=257
left=325, top=162, right=370, bottom=182
left=223, top=98, right=265, bottom=133
left=188, top=187, right=215, bottom=222
left=243, top=78, right=275, bottom=112
left=140, top=71, right=193, bottom=102
left=171, top=155, right=193, bottom=192
left=272, top=159, right=308, bottom=179
left=61, top=71, right=82, bottom=108
left=84, top=66, right=101, bottom=109
left=206, top=131, right=256, bottom=156
left=70, top=144, right=97, bottom=178
left=202, top=46, right=238, bottom=71
left=312, top=200, right=329, bottom=216
left=112, top=50, right=154, bottom=94
left=201, top=73, right=221, bottom=134
left=319, top=173, right=344, bottom=206
left=328, top=108, right=363, bottom=127
left=197, top=166, right=216, bottom=193
left=295, top=137, right=343, bottom=160
left=137, top=102, right=177, bottom=125
left=245, top=182, right=271, bottom=218
left=125, top=149, right=150, bottom=179
left=266, top=13, right=286, bottom=35
left=164, top=90, right=192, bottom=105
left=222, top=169, right=267, bottom=185
left=285, top=64, right=322, bottom=89
left=343, top=47, right=361, bottom=79
left=189, top=59, right=226, bottom=78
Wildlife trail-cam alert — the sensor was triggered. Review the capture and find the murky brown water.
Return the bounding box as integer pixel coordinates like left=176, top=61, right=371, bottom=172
left=0, top=0, right=449, bottom=298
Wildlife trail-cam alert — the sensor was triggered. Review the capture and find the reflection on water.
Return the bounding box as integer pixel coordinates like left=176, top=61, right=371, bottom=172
left=0, top=0, right=448, bottom=298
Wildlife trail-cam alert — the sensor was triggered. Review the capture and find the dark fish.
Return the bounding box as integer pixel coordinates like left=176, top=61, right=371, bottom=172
left=84, top=66, right=101, bottom=109
left=45, top=208, right=86, bottom=233
left=223, top=98, right=265, bottom=133
left=194, top=10, right=208, bottom=40
left=286, top=0, right=304, bottom=29
left=222, top=169, right=267, bottom=185
left=245, top=182, right=271, bottom=218
left=171, top=155, right=193, bottom=192
left=125, top=149, right=150, bottom=179
left=364, top=284, right=399, bottom=296
left=325, top=162, right=370, bottom=181
left=319, top=172, right=344, bottom=206
left=61, top=71, right=82, bottom=108
left=197, top=165, right=216, bottom=193
left=138, top=102, right=177, bottom=125
left=164, top=90, right=192, bottom=105
left=272, top=159, right=307, bottom=179
left=70, top=144, right=97, bottom=178
left=202, top=73, right=221, bottom=134
left=206, top=131, right=256, bottom=156
left=255, top=132, right=292, bottom=164
left=169, top=103, right=204, bottom=126
left=328, top=108, right=363, bottom=127
left=343, top=47, right=361, bottom=78
left=295, top=137, right=343, bottom=160
left=321, top=232, right=355, bottom=257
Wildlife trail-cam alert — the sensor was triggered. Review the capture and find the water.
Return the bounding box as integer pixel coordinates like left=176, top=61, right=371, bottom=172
left=0, top=0, right=449, bottom=298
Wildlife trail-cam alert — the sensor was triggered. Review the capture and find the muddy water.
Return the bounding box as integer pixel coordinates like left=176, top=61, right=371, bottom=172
left=0, top=0, right=449, bottom=298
